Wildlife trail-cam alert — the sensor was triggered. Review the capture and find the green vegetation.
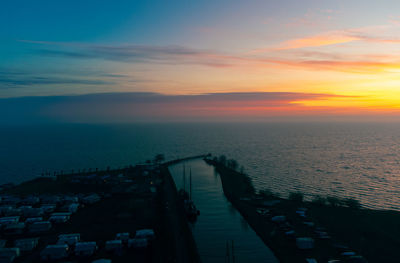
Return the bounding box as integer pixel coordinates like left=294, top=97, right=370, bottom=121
left=288, top=191, right=304, bottom=203
left=259, top=188, right=280, bottom=199
left=154, top=154, right=165, bottom=165
left=326, top=196, right=342, bottom=207
left=311, top=195, right=326, bottom=206
left=218, top=155, right=227, bottom=166
left=226, top=159, right=238, bottom=171
left=344, top=197, right=361, bottom=209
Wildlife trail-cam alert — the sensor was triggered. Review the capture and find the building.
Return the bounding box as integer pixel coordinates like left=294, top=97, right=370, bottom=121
left=15, top=238, right=39, bottom=252
left=29, top=221, right=52, bottom=233
left=57, top=233, right=80, bottom=246
left=40, top=245, right=68, bottom=261
left=75, top=242, right=97, bottom=257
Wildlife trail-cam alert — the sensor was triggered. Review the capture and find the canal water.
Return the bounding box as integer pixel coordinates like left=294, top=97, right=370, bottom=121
left=169, top=159, right=278, bottom=263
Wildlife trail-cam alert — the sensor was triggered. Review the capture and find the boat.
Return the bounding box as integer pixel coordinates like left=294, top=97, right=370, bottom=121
left=179, top=165, right=200, bottom=221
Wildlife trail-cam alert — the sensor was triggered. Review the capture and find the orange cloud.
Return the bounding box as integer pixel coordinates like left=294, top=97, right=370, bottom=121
left=276, top=33, right=359, bottom=50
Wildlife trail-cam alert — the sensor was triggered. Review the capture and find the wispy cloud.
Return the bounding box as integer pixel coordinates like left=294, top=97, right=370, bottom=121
left=20, top=39, right=400, bottom=75
left=0, top=76, right=113, bottom=89
left=261, top=25, right=400, bottom=50
left=24, top=41, right=238, bottom=68
left=274, top=32, right=359, bottom=50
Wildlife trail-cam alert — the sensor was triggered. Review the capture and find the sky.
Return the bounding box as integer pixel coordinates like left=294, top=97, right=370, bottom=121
left=1, top=0, right=400, bottom=122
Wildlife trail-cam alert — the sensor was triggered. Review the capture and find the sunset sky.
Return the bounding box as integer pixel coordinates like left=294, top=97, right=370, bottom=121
left=1, top=0, right=400, bottom=122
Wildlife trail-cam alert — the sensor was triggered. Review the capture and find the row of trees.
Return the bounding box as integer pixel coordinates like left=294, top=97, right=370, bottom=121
left=212, top=153, right=362, bottom=210
left=213, top=155, right=245, bottom=174
left=258, top=188, right=361, bottom=209
left=145, top=153, right=165, bottom=165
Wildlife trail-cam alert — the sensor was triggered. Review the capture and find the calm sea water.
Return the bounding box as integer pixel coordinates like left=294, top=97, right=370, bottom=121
left=1, top=122, right=400, bottom=211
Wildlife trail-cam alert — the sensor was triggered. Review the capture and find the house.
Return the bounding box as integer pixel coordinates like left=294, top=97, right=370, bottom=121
left=3, top=208, right=21, bottom=217
left=105, top=240, right=122, bottom=254
left=75, top=242, right=97, bottom=257
left=63, top=196, right=79, bottom=204
left=92, top=259, right=111, bottom=263
left=58, top=234, right=80, bottom=246
left=82, top=194, right=101, bottom=205
left=0, top=216, right=20, bottom=225
left=51, top=212, right=71, bottom=218
left=22, top=196, right=40, bottom=206
left=115, top=233, right=130, bottom=243
left=4, top=223, right=25, bottom=235
left=0, top=206, right=13, bottom=216
left=128, top=238, right=148, bottom=249
left=40, top=204, right=56, bottom=213
left=1, top=196, right=20, bottom=205
left=135, top=229, right=155, bottom=240
left=0, top=248, right=20, bottom=263
left=40, top=245, right=68, bottom=261
left=22, top=207, right=44, bottom=217
left=296, top=237, right=314, bottom=249
left=15, top=238, right=39, bottom=252
left=25, top=217, right=43, bottom=224
left=29, top=221, right=52, bottom=233
left=61, top=203, right=79, bottom=214
left=49, top=215, right=69, bottom=224
left=271, top=215, right=286, bottom=223
left=40, top=196, right=61, bottom=205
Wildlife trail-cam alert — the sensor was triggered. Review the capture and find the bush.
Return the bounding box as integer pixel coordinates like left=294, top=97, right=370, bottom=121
left=289, top=192, right=304, bottom=203
left=344, top=198, right=361, bottom=209
left=326, top=196, right=342, bottom=207
left=259, top=189, right=279, bottom=198
left=218, top=155, right=227, bottom=166
left=227, top=159, right=239, bottom=171
left=312, top=195, right=326, bottom=206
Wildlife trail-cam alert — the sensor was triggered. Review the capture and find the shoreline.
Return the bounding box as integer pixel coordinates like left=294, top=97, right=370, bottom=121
left=205, top=157, right=400, bottom=263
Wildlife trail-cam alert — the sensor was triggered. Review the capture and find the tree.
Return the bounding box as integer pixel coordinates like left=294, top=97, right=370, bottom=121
left=218, top=155, right=227, bottom=165
left=154, top=154, right=165, bottom=164
left=344, top=198, right=361, bottom=209
left=227, top=159, right=239, bottom=171
left=312, top=195, right=326, bottom=206
left=289, top=192, right=304, bottom=203
left=327, top=196, right=341, bottom=207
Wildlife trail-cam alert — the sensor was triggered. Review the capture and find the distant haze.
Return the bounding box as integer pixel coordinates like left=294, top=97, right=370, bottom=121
left=1, top=92, right=399, bottom=124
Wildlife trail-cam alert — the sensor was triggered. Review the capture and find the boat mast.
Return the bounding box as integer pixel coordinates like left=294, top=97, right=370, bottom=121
left=183, top=164, right=186, bottom=191
left=190, top=167, right=192, bottom=200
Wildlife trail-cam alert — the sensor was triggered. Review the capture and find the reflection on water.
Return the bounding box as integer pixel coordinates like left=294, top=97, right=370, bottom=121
left=2, top=122, right=400, bottom=210
left=169, top=159, right=278, bottom=263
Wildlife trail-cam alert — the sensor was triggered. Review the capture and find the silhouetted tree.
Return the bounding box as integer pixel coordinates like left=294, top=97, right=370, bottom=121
left=344, top=198, right=361, bottom=209
left=327, top=196, right=341, bottom=207
left=289, top=192, right=304, bottom=203
left=312, top=195, right=326, bottom=206
left=227, top=159, right=239, bottom=171
left=218, top=155, right=227, bottom=166
left=154, top=154, right=165, bottom=164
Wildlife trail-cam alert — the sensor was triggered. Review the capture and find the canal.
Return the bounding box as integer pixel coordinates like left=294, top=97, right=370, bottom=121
left=169, top=159, right=278, bottom=263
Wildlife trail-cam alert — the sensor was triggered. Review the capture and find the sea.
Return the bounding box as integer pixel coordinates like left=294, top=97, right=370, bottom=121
left=1, top=122, right=400, bottom=211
